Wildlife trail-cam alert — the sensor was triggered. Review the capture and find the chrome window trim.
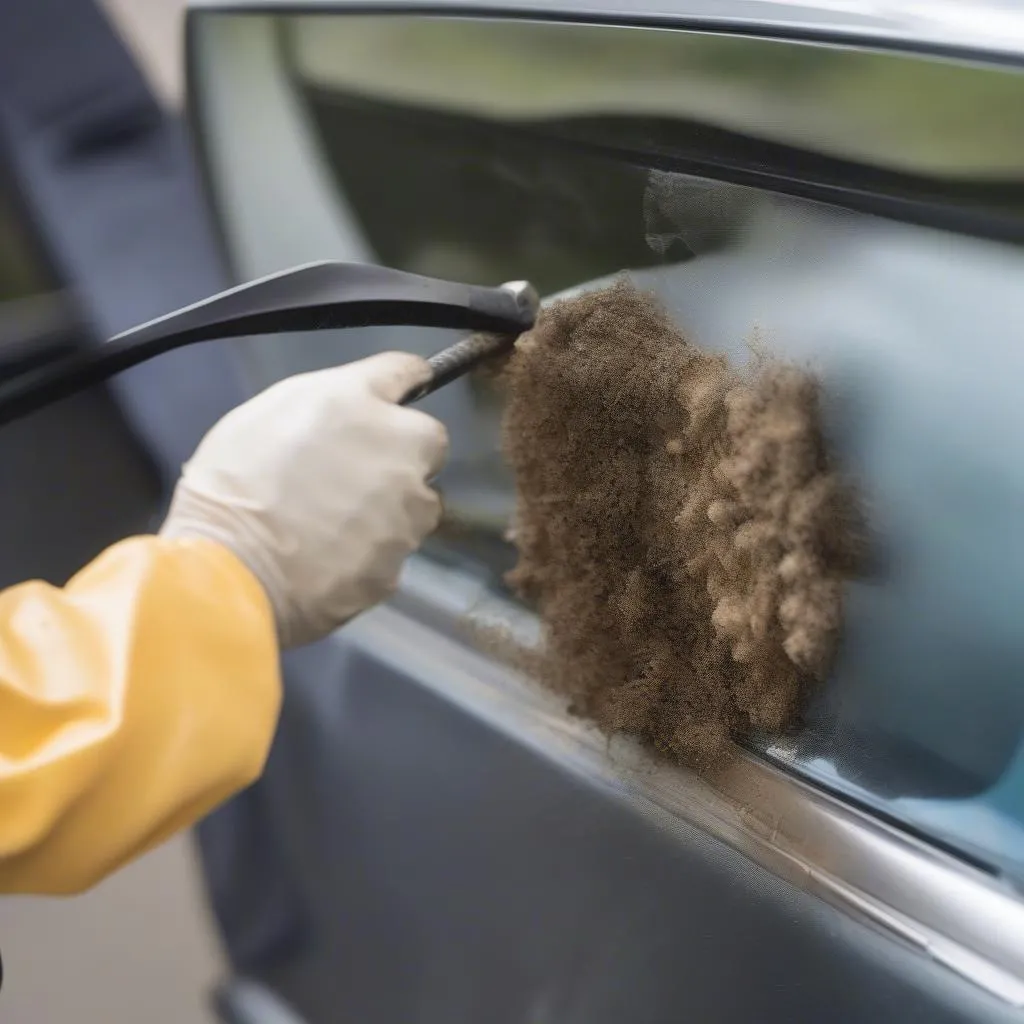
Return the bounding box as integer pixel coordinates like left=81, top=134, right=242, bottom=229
left=187, top=0, right=1024, bottom=67
left=187, top=6, right=1024, bottom=1005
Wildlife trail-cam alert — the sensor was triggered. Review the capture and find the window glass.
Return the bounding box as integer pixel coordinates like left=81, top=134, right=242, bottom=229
left=291, top=18, right=1024, bottom=180
left=273, top=15, right=1024, bottom=885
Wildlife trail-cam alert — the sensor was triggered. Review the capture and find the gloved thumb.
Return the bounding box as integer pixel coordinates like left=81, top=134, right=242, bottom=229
left=348, top=351, right=433, bottom=404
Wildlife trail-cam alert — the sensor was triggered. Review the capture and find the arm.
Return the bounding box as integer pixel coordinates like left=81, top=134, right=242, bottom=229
left=0, top=535, right=279, bottom=894
left=0, top=351, right=446, bottom=894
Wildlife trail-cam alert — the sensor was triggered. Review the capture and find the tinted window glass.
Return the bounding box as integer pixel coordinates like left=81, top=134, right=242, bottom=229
left=292, top=18, right=1024, bottom=181
left=264, top=16, right=1024, bottom=885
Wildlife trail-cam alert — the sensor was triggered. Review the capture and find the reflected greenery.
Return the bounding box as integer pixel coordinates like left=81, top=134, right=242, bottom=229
left=286, top=16, right=1024, bottom=177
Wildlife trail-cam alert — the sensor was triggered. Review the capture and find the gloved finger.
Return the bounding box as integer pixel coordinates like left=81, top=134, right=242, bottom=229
left=391, top=484, right=443, bottom=564
left=393, top=406, right=450, bottom=480
left=412, top=482, right=444, bottom=535
left=352, top=351, right=432, bottom=404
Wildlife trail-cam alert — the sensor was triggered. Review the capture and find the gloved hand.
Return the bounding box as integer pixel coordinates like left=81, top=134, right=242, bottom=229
left=161, top=352, right=448, bottom=649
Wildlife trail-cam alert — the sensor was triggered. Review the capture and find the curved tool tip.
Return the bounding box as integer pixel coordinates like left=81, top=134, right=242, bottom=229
left=500, top=280, right=541, bottom=325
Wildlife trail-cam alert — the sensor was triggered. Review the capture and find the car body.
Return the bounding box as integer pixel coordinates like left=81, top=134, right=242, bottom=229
left=182, top=3, right=1024, bottom=1022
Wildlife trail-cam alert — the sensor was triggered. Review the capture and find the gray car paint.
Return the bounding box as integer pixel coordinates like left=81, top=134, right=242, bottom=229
left=185, top=5, right=1024, bottom=1022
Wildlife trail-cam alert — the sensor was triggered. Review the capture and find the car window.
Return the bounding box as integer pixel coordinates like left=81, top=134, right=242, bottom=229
left=291, top=18, right=1024, bottom=180
left=220, top=14, right=1024, bottom=890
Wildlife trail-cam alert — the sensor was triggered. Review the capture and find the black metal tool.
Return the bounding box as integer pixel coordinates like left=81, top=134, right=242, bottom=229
left=0, top=262, right=540, bottom=427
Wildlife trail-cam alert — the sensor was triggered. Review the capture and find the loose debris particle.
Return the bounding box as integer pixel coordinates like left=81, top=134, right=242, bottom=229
left=499, top=278, right=863, bottom=772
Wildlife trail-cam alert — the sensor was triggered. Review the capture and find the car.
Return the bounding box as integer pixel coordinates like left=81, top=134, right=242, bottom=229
left=183, top=3, right=1024, bottom=1022
left=5, top=0, right=1024, bottom=1021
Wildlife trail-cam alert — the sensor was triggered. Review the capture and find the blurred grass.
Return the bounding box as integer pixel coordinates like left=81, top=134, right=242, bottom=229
left=286, top=15, right=1024, bottom=178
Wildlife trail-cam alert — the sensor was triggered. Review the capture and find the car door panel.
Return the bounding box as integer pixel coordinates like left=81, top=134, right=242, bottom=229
left=186, top=6, right=1024, bottom=1022
left=240, top=600, right=1022, bottom=1023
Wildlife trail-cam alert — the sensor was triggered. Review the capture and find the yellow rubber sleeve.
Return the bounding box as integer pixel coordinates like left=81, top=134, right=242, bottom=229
left=0, top=536, right=280, bottom=894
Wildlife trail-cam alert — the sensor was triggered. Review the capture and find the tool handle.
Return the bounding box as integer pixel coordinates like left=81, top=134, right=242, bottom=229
left=0, top=263, right=537, bottom=428
left=400, top=333, right=514, bottom=405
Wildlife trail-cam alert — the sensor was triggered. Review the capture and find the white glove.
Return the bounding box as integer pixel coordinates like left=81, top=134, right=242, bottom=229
left=160, top=352, right=448, bottom=649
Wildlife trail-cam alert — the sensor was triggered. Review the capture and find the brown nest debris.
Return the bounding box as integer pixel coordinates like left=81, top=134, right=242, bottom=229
left=499, top=278, right=863, bottom=772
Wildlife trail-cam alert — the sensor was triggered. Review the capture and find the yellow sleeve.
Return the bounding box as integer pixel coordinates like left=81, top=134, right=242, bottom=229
left=0, top=536, right=281, bottom=895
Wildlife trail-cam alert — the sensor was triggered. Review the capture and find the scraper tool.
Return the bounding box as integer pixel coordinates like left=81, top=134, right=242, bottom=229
left=0, top=261, right=540, bottom=427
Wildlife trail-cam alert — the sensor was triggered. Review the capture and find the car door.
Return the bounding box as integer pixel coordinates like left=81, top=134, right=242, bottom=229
left=186, top=4, right=1024, bottom=1023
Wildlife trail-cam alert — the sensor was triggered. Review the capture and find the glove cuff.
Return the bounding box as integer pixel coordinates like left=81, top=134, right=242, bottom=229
left=160, top=481, right=302, bottom=649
